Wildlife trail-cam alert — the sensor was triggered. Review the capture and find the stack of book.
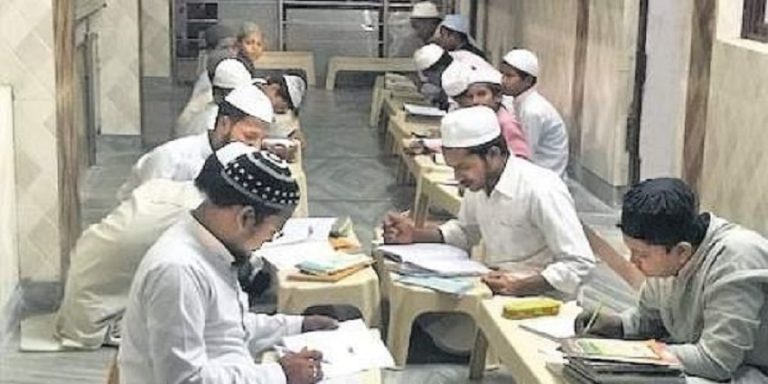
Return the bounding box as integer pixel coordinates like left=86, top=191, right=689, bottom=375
left=560, top=338, right=685, bottom=383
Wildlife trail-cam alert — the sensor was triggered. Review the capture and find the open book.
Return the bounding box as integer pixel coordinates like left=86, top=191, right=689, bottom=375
left=378, top=243, right=490, bottom=277
left=403, top=103, right=446, bottom=118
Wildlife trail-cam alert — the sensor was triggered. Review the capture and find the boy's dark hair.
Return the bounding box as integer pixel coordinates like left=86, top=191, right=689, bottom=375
left=194, top=155, right=282, bottom=222
left=619, top=178, right=708, bottom=249
left=466, top=134, right=509, bottom=158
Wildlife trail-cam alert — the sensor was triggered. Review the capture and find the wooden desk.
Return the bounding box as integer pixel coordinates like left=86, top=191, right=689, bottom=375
left=325, top=57, right=416, bottom=90
left=470, top=297, right=581, bottom=383
left=254, top=51, right=316, bottom=86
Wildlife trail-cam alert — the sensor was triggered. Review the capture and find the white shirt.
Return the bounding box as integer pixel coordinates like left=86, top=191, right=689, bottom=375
left=175, top=72, right=214, bottom=136
left=439, top=156, right=594, bottom=295
left=117, top=133, right=213, bottom=201
left=513, top=88, right=569, bottom=177
left=119, top=213, right=304, bottom=384
left=176, top=104, right=218, bottom=139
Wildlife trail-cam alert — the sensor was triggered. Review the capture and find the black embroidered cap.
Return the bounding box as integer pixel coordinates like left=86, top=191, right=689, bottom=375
left=220, top=149, right=299, bottom=210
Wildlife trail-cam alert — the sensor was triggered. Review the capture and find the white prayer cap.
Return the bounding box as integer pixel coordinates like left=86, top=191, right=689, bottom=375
left=440, top=106, right=500, bottom=148
left=503, top=49, right=539, bottom=77
left=212, top=59, right=252, bottom=89
left=224, top=84, right=274, bottom=123
left=283, top=75, right=306, bottom=109
left=414, top=43, right=445, bottom=70
left=411, top=1, right=440, bottom=18
left=440, top=14, right=469, bottom=35
left=215, top=141, right=258, bottom=166
left=441, top=62, right=471, bottom=97
left=467, top=67, right=502, bottom=86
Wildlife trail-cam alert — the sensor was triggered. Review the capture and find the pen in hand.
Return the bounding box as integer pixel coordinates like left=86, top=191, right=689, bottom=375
left=581, top=302, right=604, bottom=336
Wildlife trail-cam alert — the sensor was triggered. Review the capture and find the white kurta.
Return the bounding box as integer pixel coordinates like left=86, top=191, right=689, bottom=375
left=119, top=213, right=304, bottom=384
left=117, top=133, right=213, bottom=201
left=56, top=180, right=204, bottom=349
left=439, top=156, right=595, bottom=295
left=620, top=214, right=768, bottom=383
left=513, top=88, right=569, bottom=177
left=422, top=157, right=594, bottom=354
left=176, top=104, right=218, bottom=139
left=175, top=72, right=214, bottom=136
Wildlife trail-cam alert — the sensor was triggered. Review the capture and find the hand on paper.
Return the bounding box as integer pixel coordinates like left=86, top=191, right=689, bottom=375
left=301, top=315, right=339, bottom=332
left=279, top=347, right=324, bottom=384
left=574, top=310, right=624, bottom=338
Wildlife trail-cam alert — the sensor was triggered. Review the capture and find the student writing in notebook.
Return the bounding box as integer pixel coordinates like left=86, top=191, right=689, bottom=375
left=575, top=178, right=768, bottom=383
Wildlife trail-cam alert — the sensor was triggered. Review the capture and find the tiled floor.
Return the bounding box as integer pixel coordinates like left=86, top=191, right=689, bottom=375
left=0, top=80, right=634, bottom=383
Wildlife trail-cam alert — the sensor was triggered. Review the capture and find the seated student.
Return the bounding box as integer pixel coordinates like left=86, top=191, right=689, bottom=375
left=119, top=145, right=337, bottom=384
left=383, top=107, right=595, bottom=353
left=413, top=43, right=491, bottom=109
left=234, top=21, right=265, bottom=76
left=117, top=84, right=273, bottom=200
left=56, top=179, right=205, bottom=349
left=432, top=14, right=486, bottom=59
left=176, top=58, right=253, bottom=138
left=575, top=178, right=768, bottom=384
left=391, top=1, right=443, bottom=57
left=500, top=49, right=569, bottom=178
left=440, top=64, right=531, bottom=159
left=176, top=24, right=239, bottom=132
left=259, top=74, right=309, bottom=150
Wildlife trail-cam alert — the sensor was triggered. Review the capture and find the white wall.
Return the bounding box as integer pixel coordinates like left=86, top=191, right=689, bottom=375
left=639, top=0, right=693, bottom=179
left=0, top=86, right=19, bottom=308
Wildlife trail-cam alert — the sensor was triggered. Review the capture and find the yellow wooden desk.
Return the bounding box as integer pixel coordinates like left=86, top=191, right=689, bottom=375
left=254, top=51, right=316, bottom=86
left=469, top=297, right=582, bottom=383
left=386, top=274, right=492, bottom=367
left=276, top=265, right=381, bottom=328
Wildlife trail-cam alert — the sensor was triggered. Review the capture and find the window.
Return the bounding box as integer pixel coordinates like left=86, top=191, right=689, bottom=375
left=742, top=0, right=768, bottom=42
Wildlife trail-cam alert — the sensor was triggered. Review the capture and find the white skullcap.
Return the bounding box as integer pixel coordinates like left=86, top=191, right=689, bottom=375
left=411, top=1, right=440, bottom=18
left=503, top=49, right=540, bottom=77
left=414, top=43, right=445, bottom=70
left=440, top=106, right=500, bottom=148
left=213, top=59, right=252, bottom=89
left=441, top=61, right=471, bottom=97
left=440, top=14, right=469, bottom=35
left=225, top=84, right=274, bottom=123
left=467, top=67, right=502, bottom=86
left=215, top=141, right=258, bottom=166
left=283, top=75, right=306, bottom=109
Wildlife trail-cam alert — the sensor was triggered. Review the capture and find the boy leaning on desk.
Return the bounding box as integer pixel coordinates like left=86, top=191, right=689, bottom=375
left=575, top=178, right=768, bottom=384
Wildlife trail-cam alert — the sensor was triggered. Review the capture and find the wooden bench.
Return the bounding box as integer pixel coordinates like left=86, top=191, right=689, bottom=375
left=325, top=57, right=416, bottom=90
left=253, top=51, right=316, bottom=86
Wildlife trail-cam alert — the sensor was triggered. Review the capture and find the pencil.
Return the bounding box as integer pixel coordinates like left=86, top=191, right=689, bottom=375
left=582, top=302, right=604, bottom=336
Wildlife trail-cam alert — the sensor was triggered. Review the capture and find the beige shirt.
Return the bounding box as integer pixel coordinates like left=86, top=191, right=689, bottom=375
left=439, top=156, right=594, bottom=295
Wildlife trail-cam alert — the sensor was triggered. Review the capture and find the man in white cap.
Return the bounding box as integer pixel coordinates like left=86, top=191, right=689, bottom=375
left=413, top=43, right=491, bottom=108
left=119, top=144, right=338, bottom=384
left=411, top=1, right=442, bottom=45
left=176, top=58, right=254, bottom=138
left=447, top=66, right=531, bottom=159
left=433, top=14, right=485, bottom=59
left=500, top=48, right=569, bottom=177
left=117, top=84, right=274, bottom=200
left=382, top=106, right=594, bottom=353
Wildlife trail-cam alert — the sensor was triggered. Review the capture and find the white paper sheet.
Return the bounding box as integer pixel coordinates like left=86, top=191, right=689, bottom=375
left=279, top=319, right=394, bottom=379
left=257, top=240, right=338, bottom=271
left=403, top=103, right=446, bottom=117
left=266, top=217, right=338, bottom=247
left=377, top=243, right=469, bottom=264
